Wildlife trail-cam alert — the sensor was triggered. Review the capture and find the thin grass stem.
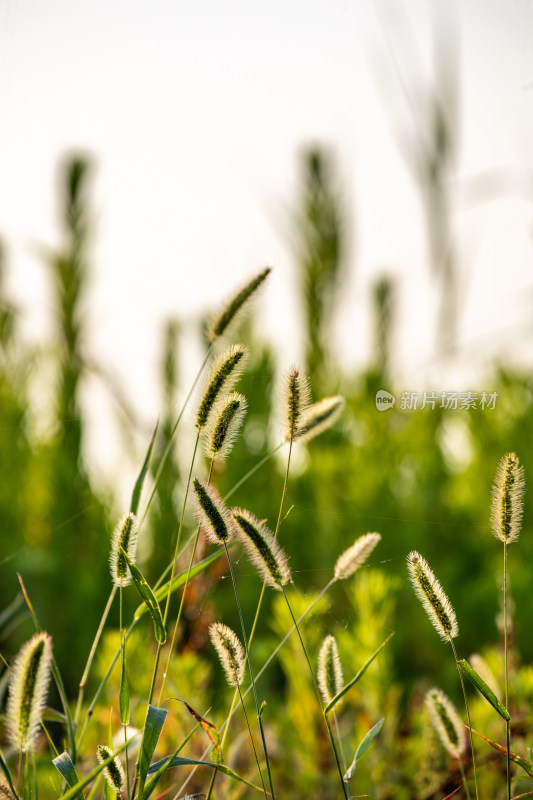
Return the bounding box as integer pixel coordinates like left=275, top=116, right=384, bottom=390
left=450, top=639, right=478, bottom=800
left=281, top=586, right=348, bottom=800
left=75, top=586, right=117, bottom=726
left=504, top=542, right=511, bottom=800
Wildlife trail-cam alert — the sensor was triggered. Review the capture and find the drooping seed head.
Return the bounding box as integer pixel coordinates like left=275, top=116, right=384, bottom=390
left=334, top=533, right=381, bottom=582
left=192, top=478, right=235, bottom=545
left=209, top=622, right=246, bottom=687
left=425, top=688, right=466, bottom=759
left=110, top=512, right=139, bottom=587
left=232, top=507, right=292, bottom=590
left=293, top=396, right=345, bottom=444
left=204, top=392, right=247, bottom=462
left=282, top=365, right=311, bottom=442
left=6, top=631, right=52, bottom=753
left=317, top=635, right=344, bottom=705
left=195, top=344, right=248, bottom=431
left=407, top=551, right=458, bottom=642
left=490, top=452, right=525, bottom=544
left=96, top=745, right=126, bottom=793
left=207, top=266, right=271, bottom=343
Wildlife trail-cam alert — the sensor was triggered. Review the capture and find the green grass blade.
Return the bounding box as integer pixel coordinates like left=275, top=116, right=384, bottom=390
left=121, top=548, right=166, bottom=643
left=458, top=659, right=510, bottom=721
left=137, top=705, right=168, bottom=800
left=344, top=717, right=384, bottom=781
left=130, top=420, right=159, bottom=515
left=57, top=734, right=139, bottom=800
left=0, top=749, right=20, bottom=800
left=120, top=644, right=130, bottom=725
left=134, top=550, right=224, bottom=621
left=471, top=727, right=533, bottom=777
left=52, top=753, right=83, bottom=800
left=324, top=632, right=394, bottom=714
left=146, top=755, right=264, bottom=794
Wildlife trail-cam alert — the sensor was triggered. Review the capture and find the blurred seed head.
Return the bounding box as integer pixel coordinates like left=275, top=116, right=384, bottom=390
left=317, top=634, right=343, bottom=705
left=334, top=532, right=381, bottom=581
left=425, top=687, right=466, bottom=760
left=292, top=395, right=345, bottom=444
left=209, top=622, right=246, bottom=687
left=207, top=266, right=271, bottom=343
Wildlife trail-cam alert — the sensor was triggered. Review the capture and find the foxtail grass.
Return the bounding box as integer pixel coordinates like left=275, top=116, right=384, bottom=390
left=426, top=687, right=468, bottom=796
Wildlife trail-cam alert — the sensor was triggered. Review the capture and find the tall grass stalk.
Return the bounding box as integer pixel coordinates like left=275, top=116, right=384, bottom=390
left=450, top=639, right=478, bottom=800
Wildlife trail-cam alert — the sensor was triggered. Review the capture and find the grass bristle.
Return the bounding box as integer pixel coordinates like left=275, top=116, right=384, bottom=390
left=490, top=452, right=525, bottom=544
left=192, top=478, right=235, bottom=545
left=292, top=395, right=345, bottom=443
left=7, top=631, right=52, bottom=753
left=334, top=532, right=381, bottom=581
left=232, top=507, right=292, bottom=590
left=407, top=551, right=458, bottom=642
left=207, top=267, right=271, bottom=342
left=209, top=622, right=246, bottom=687
left=425, top=687, right=466, bottom=760
left=204, top=392, right=247, bottom=462
left=195, top=344, right=248, bottom=431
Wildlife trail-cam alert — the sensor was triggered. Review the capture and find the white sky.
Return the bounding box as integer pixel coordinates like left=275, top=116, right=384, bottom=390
left=1, top=0, right=533, bottom=488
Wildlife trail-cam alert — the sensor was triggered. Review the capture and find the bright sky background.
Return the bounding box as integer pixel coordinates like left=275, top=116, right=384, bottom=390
left=1, top=0, right=533, bottom=485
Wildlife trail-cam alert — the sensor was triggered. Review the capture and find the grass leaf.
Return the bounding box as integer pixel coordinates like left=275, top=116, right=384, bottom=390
left=130, top=421, right=159, bottom=516
left=173, top=700, right=222, bottom=761
left=458, top=659, right=510, bottom=720
left=121, top=548, right=166, bottom=643
left=325, top=632, right=394, bottom=713
left=471, top=727, right=533, bottom=777
left=146, top=755, right=264, bottom=794
left=52, top=753, right=83, bottom=800
left=0, top=749, right=20, bottom=800
left=344, top=718, right=384, bottom=781
left=137, top=705, right=168, bottom=800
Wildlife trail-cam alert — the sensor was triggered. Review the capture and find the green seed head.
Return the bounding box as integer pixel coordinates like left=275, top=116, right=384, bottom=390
left=317, top=635, right=344, bottom=705
left=195, top=344, right=248, bottom=430
left=97, top=745, right=126, bottom=793
left=207, top=266, right=271, bottom=342
left=292, top=395, right=345, bottom=443
left=425, top=688, right=466, bottom=759
left=7, top=631, right=52, bottom=753
left=334, top=532, right=381, bottom=581
left=110, top=512, right=139, bottom=587
left=232, top=507, right=291, bottom=590
left=282, top=365, right=311, bottom=442
left=192, top=478, right=235, bottom=545
left=209, top=622, right=246, bottom=686
left=407, top=551, right=458, bottom=642
left=490, top=452, right=525, bottom=544
left=204, top=392, right=247, bottom=462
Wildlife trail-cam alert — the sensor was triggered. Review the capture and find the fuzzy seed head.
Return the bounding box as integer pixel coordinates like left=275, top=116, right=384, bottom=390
left=204, top=392, right=247, bottom=462
left=293, top=396, right=345, bottom=443
left=334, top=533, right=381, bottom=581
left=209, top=622, right=246, bottom=686
left=407, top=551, right=458, bottom=641
left=195, top=344, right=248, bottom=430
left=192, top=478, right=235, bottom=545
left=97, top=745, right=126, bottom=793
left=425, top=688, right=466, bottom=759
left=490, top=452, right=525, bottom=544
left=207, top=267, right=271, bottom=342
left=110, top=513, right=139, bottom=587
left=232, top=508, right=292, bottom=590
left=7, top=632, right=52, bottom=753
left=317, top=635, right=344, bottom=705
left=282, top=365, right=311, bottom=442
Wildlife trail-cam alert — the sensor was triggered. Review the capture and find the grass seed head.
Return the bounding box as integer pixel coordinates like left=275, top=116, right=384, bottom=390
left=317, top=634, right=343, bottom=705
left=192, top=478, right=235, bottom=545
left=110, top=512, right=139, bottom=587
left=97, top=745, right=126, bottom=793
left=232, top=507, right=292, bottom=590
left=207, top=266, right=271, bottom=342
left=407, top=551, right=458, bottom=642
left=334, top=532, right=381, bottom=581
left=292, top=395, right=345, bottom=444
left=195, top=344, right=248, bottom=431
left=282, top=365, right=311, bottom=442
left=7, top=631, right=52, bottom=753
left=209, top=622, right=246, bottom=686
left=425, top=688, right=466, bottom=759
left=490, top=452, right=525, bottom=544
left=204, top=392, right=247, bottom=462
